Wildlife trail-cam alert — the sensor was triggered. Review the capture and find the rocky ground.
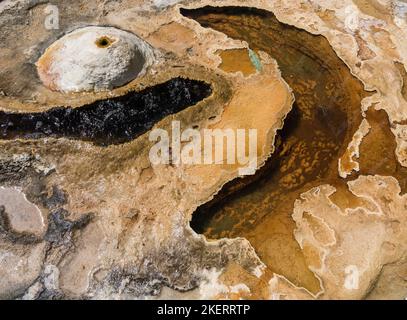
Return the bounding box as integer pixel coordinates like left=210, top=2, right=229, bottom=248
left=0, top=0, right=406, bottom=300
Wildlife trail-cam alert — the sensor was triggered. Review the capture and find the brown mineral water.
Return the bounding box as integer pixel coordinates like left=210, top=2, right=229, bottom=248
left=183, top=6, right=372, bottom=293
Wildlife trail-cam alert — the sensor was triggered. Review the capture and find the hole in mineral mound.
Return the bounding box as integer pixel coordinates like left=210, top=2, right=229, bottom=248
left=95, top=36, right=114, bottom=48
left=182, top=6, right=370, bottom=295
left=0, top=78, right=212, bottom=146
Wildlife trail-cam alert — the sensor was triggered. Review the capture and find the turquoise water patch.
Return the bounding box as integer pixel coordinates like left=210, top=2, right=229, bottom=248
left=248, top=48, right=262, bottom=72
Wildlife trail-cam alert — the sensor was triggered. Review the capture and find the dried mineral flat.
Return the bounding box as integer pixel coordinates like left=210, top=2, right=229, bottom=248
left=0, top=0, right=406, bottom=300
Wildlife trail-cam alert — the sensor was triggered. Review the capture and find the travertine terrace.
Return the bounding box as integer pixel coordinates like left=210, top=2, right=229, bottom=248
left=0, top=0, right=406, bottom=300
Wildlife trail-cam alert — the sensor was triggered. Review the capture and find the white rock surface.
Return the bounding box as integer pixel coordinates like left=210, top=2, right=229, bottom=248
left=0, top=187, right=45, bottom=236
left=36, top=26, right=155, bottom=92
left=153, top=0, right=182, bottom=8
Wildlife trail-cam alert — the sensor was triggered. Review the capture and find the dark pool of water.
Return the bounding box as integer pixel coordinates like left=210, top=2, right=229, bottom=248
left=0, top=78, right=212, bottom=146
left=182, top=6, right=369, bottom=292
left=182, top=6, right=366, bottom=236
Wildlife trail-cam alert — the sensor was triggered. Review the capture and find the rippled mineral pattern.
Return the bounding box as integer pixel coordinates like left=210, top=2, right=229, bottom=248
left=0, top=0, right=406, bottom=300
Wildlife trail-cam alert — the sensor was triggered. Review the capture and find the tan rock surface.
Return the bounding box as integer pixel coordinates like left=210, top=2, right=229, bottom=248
left=0, top=0, right=406, bottom=300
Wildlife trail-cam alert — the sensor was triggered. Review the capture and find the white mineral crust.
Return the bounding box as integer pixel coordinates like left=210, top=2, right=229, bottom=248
left=36, top=26, right=155, bottom=92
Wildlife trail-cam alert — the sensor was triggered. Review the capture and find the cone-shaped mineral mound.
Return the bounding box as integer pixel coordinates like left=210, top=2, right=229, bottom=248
left=36, top=26, right=155, bottom=92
